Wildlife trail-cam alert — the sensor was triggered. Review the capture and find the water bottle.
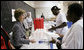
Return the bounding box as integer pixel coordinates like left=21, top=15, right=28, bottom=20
left=38, top=40, right=53, bottom=49
left=38, top=40, right=49, bottom=44
left=50, top=43, right=53, bottom=49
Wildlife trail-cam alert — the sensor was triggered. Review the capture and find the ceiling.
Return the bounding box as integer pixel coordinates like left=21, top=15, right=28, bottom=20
left=24, top=1, right=83, bottom=9
left=24, top=1, right=63, bottom=8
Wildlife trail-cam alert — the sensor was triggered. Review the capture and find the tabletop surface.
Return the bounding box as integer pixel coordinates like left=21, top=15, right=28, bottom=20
left=20, top=21, right=58, bottom=49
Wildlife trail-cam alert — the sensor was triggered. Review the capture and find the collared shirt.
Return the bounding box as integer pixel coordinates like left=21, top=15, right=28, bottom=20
left=61, top=18, right=83, bottom=49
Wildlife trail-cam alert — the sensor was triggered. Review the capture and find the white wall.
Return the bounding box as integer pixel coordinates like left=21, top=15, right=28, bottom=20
left=35, top=1, right=64, bottom=19
left=24, top=1, right=83, bottom=19
left=36, top=7, right=54, bottom=18
left=62, top=1, right=83, bottom=16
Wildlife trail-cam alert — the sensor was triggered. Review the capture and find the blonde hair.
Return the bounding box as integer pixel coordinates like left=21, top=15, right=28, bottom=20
left=14, top=8, right=26, bottom=21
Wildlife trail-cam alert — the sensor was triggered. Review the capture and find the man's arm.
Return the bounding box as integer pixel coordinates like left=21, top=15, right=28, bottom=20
left=48, top=22, right=67, bottom=31
left=56, top=22, right=67, bottom=28
left=45, top=17, right=56, bottom=21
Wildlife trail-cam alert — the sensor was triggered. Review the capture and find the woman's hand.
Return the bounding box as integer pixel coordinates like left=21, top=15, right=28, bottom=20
left=30, top=39, right=36, bottom=43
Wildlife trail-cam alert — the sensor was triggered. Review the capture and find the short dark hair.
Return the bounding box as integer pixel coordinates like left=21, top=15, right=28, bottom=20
left=68, top=3, right=83, bottom=18
left=14, top=8, right=26, bottom=21
left=51, top=6, right=60, bottom=11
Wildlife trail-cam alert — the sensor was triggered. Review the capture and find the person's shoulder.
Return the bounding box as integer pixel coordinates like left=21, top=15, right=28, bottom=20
left=60, top=12, right=66, bottom=16
left=14, top=22, right=19, bottom=25
left=75, top=19, right=83, bottom=25
left=72, top=19, right=83, bottom=29
left=58, top=12, right=65, bottom=18
left=59, top=12, right=63, bottom=15
left=13, top=22, right=21, bottom=28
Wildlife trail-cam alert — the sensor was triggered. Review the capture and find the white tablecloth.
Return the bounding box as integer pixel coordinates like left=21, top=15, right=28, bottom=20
left=20, top=42, right=57, bottom=49
left=20, top=21, right=59, bottom=49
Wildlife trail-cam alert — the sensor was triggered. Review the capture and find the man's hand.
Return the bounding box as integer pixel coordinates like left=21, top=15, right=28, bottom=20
left=49, top=38, right=56, bottom=43
left=48, top=26, right=56, bottom=31
left=56, top=33, right=64, bottom=38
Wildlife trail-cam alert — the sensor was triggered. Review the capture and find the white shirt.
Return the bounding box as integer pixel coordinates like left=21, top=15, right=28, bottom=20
left=61, top=18, right=83, bottom=49
left=23, top=18, right=29, bottom=29
left=26, top=17, right=33, bottom=27
left=56, top=12, right=68, bottom=35
left=26, top=17, right=32, bottom=23
left=23, top=17, right=33, bottom=29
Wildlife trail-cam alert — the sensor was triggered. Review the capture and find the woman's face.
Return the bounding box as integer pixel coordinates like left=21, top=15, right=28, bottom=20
left=19, top=13, right=26, bottom=22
